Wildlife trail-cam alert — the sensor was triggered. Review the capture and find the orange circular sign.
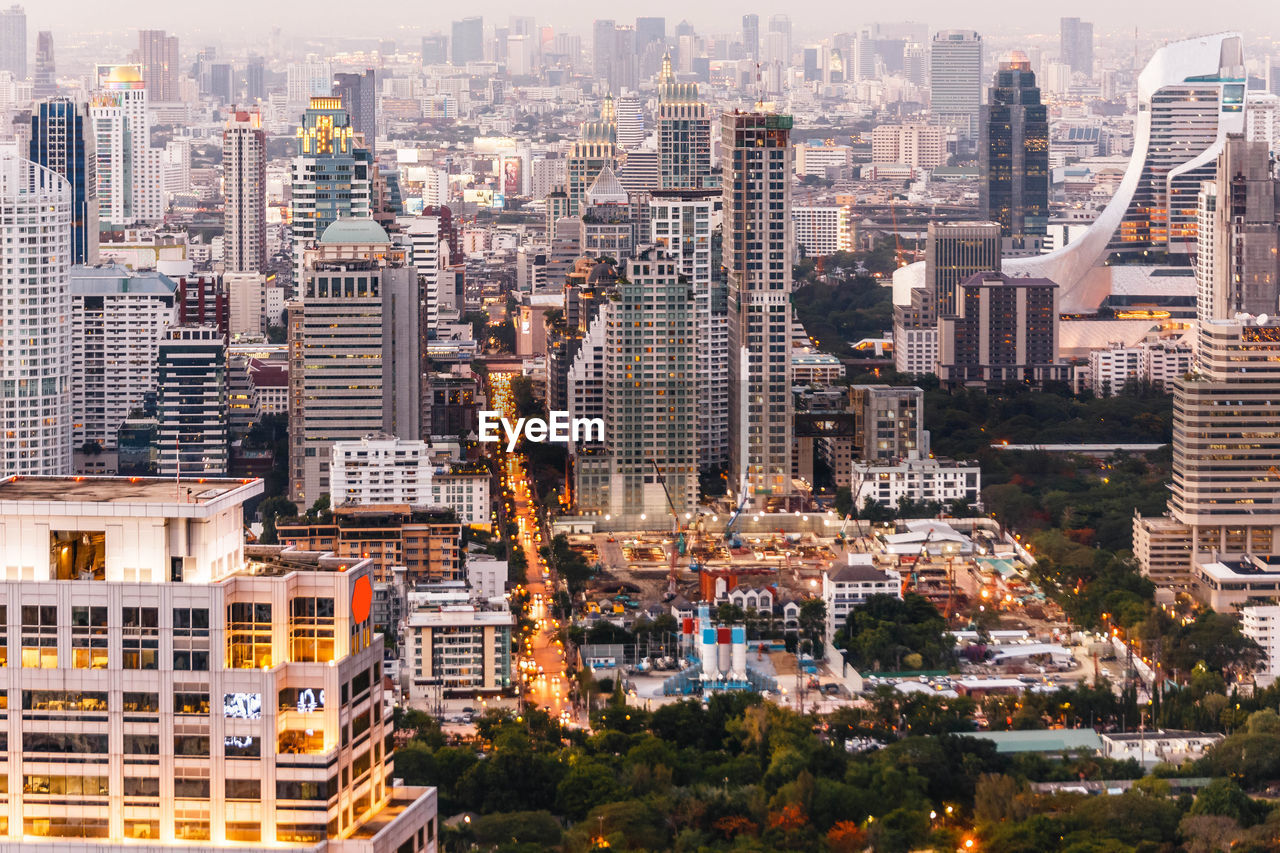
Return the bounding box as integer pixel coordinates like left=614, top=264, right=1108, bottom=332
left=352, top=575, right=373, bottom=623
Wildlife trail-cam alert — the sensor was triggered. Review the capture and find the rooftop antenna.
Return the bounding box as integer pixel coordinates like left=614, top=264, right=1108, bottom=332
left=755, top=62, right=765, bottom=111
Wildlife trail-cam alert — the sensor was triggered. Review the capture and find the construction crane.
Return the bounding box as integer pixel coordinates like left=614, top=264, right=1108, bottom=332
left=650, top=459, right=688, bottom=601
left=898, top=527, right=934, bottom=597
left=723, top=488, right=751, bottom=549
left=835, top=470, right=869, bottom=545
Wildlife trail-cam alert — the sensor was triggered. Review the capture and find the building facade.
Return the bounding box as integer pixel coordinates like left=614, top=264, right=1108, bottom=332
left=930, top=30, right=983, bottom=139
left=724, top=111, right=794, bottom=499
left=980, top=53, right=1049, bottom=252
left=0, top=155, right=73, bottom=477
left=656, top=54, right=711, bottom=189
left=223, top=110, right=267, bottom=274
left=0, top=475, right=437, bottom=850
left=937, top=271, right=1062, bottom=388
left=29, top=97, right=98, bottom=265
left=155, top=326, right=229, bottom=478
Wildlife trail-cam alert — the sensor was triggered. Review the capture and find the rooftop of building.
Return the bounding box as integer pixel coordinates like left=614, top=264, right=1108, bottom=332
left=0, top=476, right=263, bottom=513
left=1200, top=558, right=1280, bottom=580
left=70, top=264, right=177, bottom=296
left=243, top=545, right=369, bottom=577
left=320, top=217, right=390, bottom=244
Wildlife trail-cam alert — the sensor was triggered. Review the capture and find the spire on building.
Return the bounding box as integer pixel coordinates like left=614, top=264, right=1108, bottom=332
left=600, top=92, right=616, bottom=123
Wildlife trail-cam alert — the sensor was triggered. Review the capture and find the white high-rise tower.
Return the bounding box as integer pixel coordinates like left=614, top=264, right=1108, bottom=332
left=0, top=154, right=73, bottom=475
left=223, top=109, right=267, bottom=273
left=91, top=64, right=164, bottom=227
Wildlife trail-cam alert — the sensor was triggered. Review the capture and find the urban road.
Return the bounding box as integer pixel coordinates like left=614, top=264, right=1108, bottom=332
left=489, top=372, right=575, bottom=726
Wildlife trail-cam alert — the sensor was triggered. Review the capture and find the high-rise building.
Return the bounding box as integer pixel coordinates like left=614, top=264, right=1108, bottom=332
left=850, top=385, right=924, bottom=462
left=289, top=97, right=374, bottom=281
left=870, top=123, right=945, bottom=170
left=575, top=246, right=696, bottom=525
left=29, top=97, right=98, bottom=265
left=742, top=14, right=760, bottom=64
left=451, top=17, right=483, bottom=65
left=154, top=325, right=229, bottom=477
left=91, top=64, right=164, bottom=227
left=288, top=219, right=420, bottom=506
left=398, top=213, right=449, bottom=336
left=137, top=29, right=179, bottom=102
left=903, top=42, right=927, bottom=86
left=0, top=4, right=23, bottom=80
left=1059, top=17, right=1094, bottom=77
left=0, top=473, right=437, bottom=847
left=980, top=51, right=1049, bottom=253
left=32, top=29, right=53, bottom=97
left=0, top=154, right=72, bottom=476
left=656, top=54, right=711, bottom=189
left=930, top=30, right=983, bottom=140
left=286, top=59, right=332, bottom=106
left=651, top=188, right=726, bottom=469
left=892, top=221, right=1002, bottom=375
left=223, top=109, right=267, bottom=274
left=724, top=110, right=794, bottom=499
left=244, top=56, right=265, bottom=101
left=421, top=34, right=448, bottom=65
left=767, top=15, right=791, bottom=66
left=636, top=16, right=665, bottom=51
left=565, top=96, right=617, bottom=218
left=615, top=92, right=644, bottom=149
left=937, top=271, right=1062, bottom=388
left=592, top=19, right=615, bottom=81
left=333, top=68, right=377, bottom=152
left=1194, top=135, right=1280, bottom=328
left=999, top=32, right=1246, bottom=302
left=1135, top=136, right=1280, bottom=593
left=70, top=265, right=176, bottom=462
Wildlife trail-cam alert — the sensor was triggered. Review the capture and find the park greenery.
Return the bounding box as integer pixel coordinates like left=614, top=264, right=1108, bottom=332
left=394, top=685, right=1280, bottom=853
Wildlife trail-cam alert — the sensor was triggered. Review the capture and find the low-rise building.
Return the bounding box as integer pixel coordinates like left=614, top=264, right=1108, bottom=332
left=404, top=604, right=514, bottom=697
left=1194, top=557, right=1280, bottom=611
left=853, top=455, right=982, bottom=509
left=1100, top=730, right=1223, bottom=766
left=1089, top=338, right=1193, bottom=396
left=822, top=556, right=902, bottom=650
left=791, top=206, right=851, bottom=256
left=277, top=506, right=462, bottom=584
left=1243, top=605, right=1280, bottom=686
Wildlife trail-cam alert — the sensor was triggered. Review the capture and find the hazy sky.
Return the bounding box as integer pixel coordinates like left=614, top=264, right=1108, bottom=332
left=25, top=0, right=1280, bottom=45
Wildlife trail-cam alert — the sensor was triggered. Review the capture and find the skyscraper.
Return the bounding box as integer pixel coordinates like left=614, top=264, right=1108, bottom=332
left=656, top=53, right=711, bottom=189
left=565, top=96, right=617, bottom=218
left=980, top=51, right=1049, bottom=253
left=451, top=17, right=483, bottom=65
left=289, top=97, right=373, bottom=280
left=91, top=64, right=164, bottom=227
left=574, top=246, right=697, bottom=525
left=155, top=325, right=229, bottom=477
left=592, top=19, right=616, bottom=81
left=1059, top=17, right=1094, bottom=77
left=767, top=15, right=791, bottom=67
left=742, top=14, right=760, bottom=64
left=636, top=16, right=665, bottom=51
left=1135, top=135, right=1280, bottom=591
left=0, top=5, right=24, bottom=80
left=137, top=29, right=179, bottom=102
left=930, top=30, right=983, bottom=140
left=333, top=68, right=377, bottom=152
left=0, top=154, right=72, bottom=476
left=651, top=188, right=726, bottom=469
left=724, top=110, right=794, bottom=499
left=892, top=221, right=1002, bottom=375
left=70, top=265, right=176, bottom=461
left=224, top=109, right=267, bottom=274
left=288, top=219, right=420, bottom=505
left=615, top=92, right=644, bottom=150
left=421, top=34, right=448, bottom=65
left=32, top=29, right=54, bottom=97
left=29, top=97, right=98, bottom=265
left=1194, top=135, right=1280, bottom=328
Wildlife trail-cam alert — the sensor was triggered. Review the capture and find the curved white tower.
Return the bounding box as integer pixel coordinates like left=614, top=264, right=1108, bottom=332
left=893, top=32, right=1247, bottom=313
left=0, top=155, right=72, bottom=474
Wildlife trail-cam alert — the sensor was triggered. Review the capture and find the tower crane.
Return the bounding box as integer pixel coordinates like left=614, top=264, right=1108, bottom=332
left=650, top=459, right=689, bottom=601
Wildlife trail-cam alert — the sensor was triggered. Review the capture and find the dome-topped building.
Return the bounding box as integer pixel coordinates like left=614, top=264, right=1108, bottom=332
left=320, top=217, right=390, bottom=244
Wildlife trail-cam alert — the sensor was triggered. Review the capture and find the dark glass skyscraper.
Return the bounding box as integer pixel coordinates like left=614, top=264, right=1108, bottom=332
left=980, top=52, right=1049, bottom=253
left=33, top=30, right=55, bottom=98
left=29, top=97, right=98, bottom=264
left=333, top=68, right=377, bottom=152
left=451, top=17, right=483, bottom=65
